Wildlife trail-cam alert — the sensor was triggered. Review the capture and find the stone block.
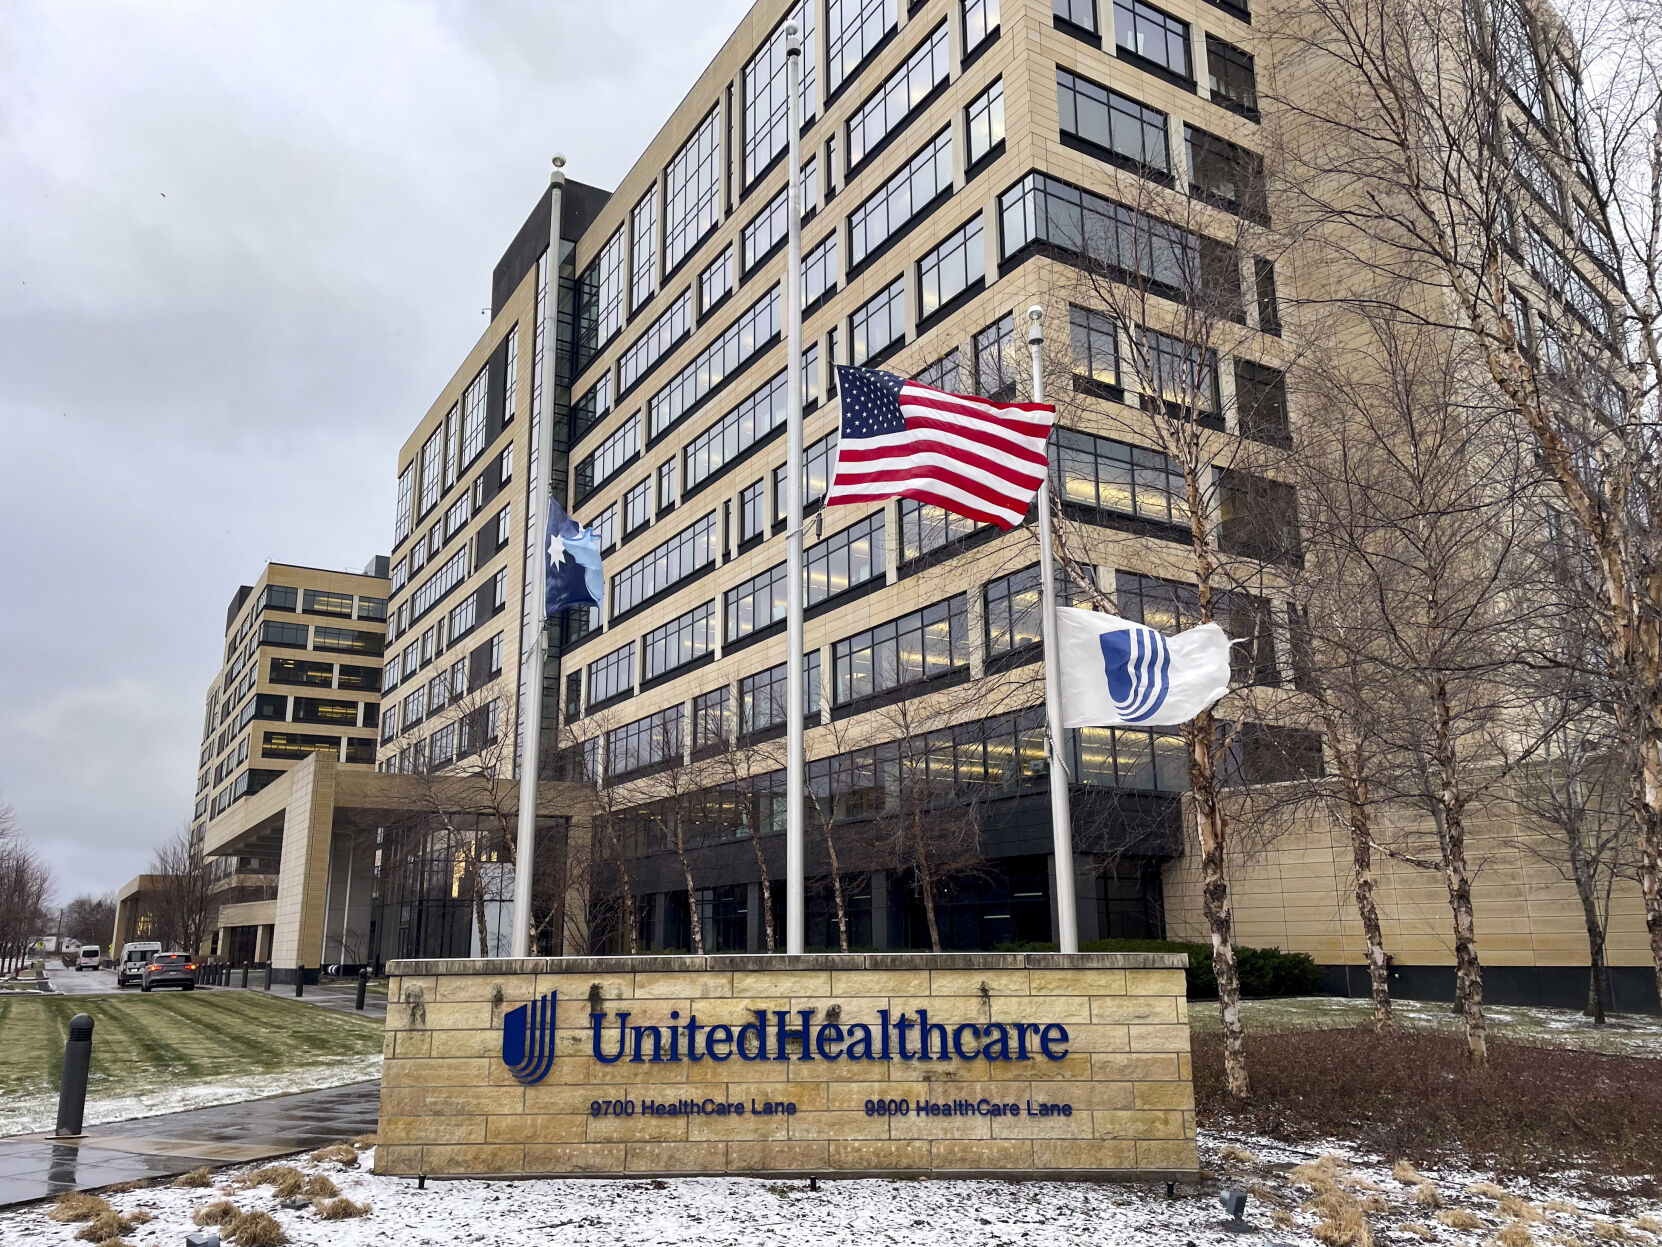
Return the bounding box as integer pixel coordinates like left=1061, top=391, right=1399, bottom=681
left=1133, top=1080, right=1195, bottom=1110
left=731, top=970, right=833, bottom=997
left=1090, top=996, right=1178, bottom=1024
left=485, top=1114, right=588, bottom=1144
left=585, top=1112, right=691, bottom=1143
left=1033, top=1138, right=1137, bottom=1171
left=1137, top=1138, right=1201, bottom=1171
left=524, top=1143, right=626, bottom=1174
left=930, top=1138, right=1035, bottom=1169
left=373, top=1144, right=423, bottom=1175
left=1127, top=1024, right=1192, bottom=1053
left=826, top=1139, right=930, bottom=1170
left=1031, top=969, right=1125, bottom=996
left=786, top=1109, right=893, bottom=1140
left=929, top=970, right=1029, bottom=996
left=419, top=1143, right=525, bottom=1174
left=623, top=1141, right=728, bottom=1172
left=829, top=970, right=931, bottom=997
left=726, top=1140, right=828, bottom=1171
left=634, top=971, right=732, bottom=998
left=1092, top=1109, right=1188, bottom=1140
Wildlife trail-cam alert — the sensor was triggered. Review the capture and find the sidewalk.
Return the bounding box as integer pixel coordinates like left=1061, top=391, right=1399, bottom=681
left=0, top=1081, right=381, bottom=1208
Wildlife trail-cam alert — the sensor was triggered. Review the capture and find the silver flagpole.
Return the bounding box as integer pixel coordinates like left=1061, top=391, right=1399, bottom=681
left=1028, top=305, right=1080, bottom=954
left=783, top=21, right=807, bottom=956
left=510, top=155, right=567, bottom=960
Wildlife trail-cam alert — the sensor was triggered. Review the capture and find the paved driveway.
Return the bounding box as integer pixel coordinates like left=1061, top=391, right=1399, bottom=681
left=41, top=965, right=121, bottom=995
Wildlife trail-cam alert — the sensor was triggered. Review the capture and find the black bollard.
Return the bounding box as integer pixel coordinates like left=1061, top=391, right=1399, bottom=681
left=53, top=1013, right=94, bottom=1137
left=295, top=964, right=304, bottom=997
left=355, top=967, right=369, bottom=1011
left=263, top=962, right=271, bottom=991
left=241, top=962, right=249, bottom=989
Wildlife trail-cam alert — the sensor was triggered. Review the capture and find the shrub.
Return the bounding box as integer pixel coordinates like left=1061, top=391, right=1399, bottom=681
left=1082, top=938, right=1322, bottom=998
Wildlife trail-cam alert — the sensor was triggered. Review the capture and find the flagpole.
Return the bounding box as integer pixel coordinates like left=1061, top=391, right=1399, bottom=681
left=1029, top=305, right=1080, bottom=955
left=510, top=155, right=567, bottom=961
left=783, top=21, right=807, bottom=957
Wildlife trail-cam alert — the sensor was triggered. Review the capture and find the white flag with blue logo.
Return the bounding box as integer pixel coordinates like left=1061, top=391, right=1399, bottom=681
left=1056, top=607, right=1232, bottom=728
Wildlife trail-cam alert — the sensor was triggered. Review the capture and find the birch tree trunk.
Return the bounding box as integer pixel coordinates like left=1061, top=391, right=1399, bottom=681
left=747, top=813, right=776, bottom=953
left=1562, top=814, right=1610, bottom=1024
left=1347, top=805, right=1394, bottom=1033
left=821, top=828, right=850, bottom=953
left=673, top=827, right=704, bottom=955
left=1191, top=708, right=1250, bottom=1099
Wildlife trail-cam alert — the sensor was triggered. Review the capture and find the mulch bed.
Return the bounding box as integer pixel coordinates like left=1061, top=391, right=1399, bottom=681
left=1193, top=1025, right=1662, bottom=1191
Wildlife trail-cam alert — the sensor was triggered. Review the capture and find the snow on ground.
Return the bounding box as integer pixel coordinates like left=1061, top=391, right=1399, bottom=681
left=4, top=1132, right=1659, bottom=1247
left=0, top=1054, right=381, bottom=1138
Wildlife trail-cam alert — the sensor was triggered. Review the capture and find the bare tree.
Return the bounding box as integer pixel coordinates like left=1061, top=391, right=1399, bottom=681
left=0, top=800, right=53, bottom=973
left=62, top=893, right=117, bottom=949
left=149, top=826, right=216, bottom=956
left=1275, top=0, right=1662, bottom=1006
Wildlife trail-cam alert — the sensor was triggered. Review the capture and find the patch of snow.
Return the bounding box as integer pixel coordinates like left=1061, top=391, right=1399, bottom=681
left=4, top=1130, right=1658, bottom=1247
left=0, top=1055, right=382, bottom=1138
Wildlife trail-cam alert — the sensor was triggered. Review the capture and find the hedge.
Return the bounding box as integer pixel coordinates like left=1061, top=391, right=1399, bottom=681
left=1080, top=938, right=1324, bottom=999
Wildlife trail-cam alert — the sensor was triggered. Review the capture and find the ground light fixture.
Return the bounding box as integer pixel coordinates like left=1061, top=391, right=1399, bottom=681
left=185, top=1232, right=220, bottom=1247
left=1219, top=1188, right=1249, bottom=1231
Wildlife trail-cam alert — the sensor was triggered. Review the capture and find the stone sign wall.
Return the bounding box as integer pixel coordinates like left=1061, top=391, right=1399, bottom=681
left=376, top=952, right=1197, bottom=1180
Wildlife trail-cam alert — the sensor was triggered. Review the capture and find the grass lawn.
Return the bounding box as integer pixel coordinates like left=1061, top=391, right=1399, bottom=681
left=0, top=991, right=384, bottom=1137
left=1189, top=993, right=1662, bottom=1058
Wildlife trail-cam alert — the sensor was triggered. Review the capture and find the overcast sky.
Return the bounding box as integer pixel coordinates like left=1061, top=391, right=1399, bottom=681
left=0, top=0, right=753, bottom=906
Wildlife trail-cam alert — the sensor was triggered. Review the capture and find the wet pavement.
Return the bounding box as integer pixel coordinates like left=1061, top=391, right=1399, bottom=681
left=0, top=1081, right=380, bottom=1208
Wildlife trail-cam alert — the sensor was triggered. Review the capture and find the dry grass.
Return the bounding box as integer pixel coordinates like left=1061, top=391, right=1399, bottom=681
left=73, top=1212, right=136, bottom=1243
left=240, top=1165, right=307, bottom=1199
left=1470, top=1183, right=1511, bottom=1200
left=1412, top=1184, right=1445, bottom=1208
left=225, top=1210, right=289, bottom=1246
left=349, top=1133, right=378, bottom=1149
left=1500, top=1196, right=1545, bottom=1223
left=301, top=1173, right=339, bottom=1200
left=101, top=1181, right=147, bottom=1195
left=1273, top=1209, right=1300, bottom=1230
left=1394, top=1161, right=1431, bottom=1185
left=1590, top=1224, right=1631, bottom=1242
left=172, top=1167, right=214, bottom=1188
left=1249, top=1182, right=1289, bottom=1207
left=1633, top=1218, right=1662, bottom=1236
left=1312, top=1203, right=1373, bottom=1246
left=1545, top=1201, right=1582, bottom=1216
left=309, top=1143, right=358, bottom=1167
left=193, top=1199, right=242, bottom=1227
left=1554, top=1237, right=1589, bottom=1247
left=1399, top=1224, right=1437, bottom=1241
left=315, top=1196, right=372, bottom=1220
left=1492, top=1222, right=1536, bottom=1247
left=1293, top=1155, right=1351, bottom=1188
left=1219, top=1144, right=1258, bottom=1166
left=1194, top=1028, right=1662, bottom=1186
left=1439, top=1209, right=1489, bottom=1230
left=48, top=1193, right=111, bottom=1223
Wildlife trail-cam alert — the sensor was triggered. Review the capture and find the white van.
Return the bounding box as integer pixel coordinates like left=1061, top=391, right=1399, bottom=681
left=77, top=945, right=101, bottom=971
left=117, top=942, right=162, bottom=987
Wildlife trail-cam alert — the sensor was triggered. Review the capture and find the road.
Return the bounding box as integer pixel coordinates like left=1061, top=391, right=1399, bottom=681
left=40, top=964, right=121, bottom=995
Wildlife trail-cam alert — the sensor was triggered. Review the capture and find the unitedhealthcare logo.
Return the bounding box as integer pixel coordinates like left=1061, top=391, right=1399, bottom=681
left=502, top=991, right=558, bottom=1085
left=499, top=989, right=1072, bottom=1085
left=1099, top=622, right=1171, bottom=723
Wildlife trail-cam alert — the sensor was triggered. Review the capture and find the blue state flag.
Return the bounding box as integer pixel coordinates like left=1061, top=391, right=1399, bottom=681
left=545, top=499, right=603, bottom=618
left=1055, top=607, right=1231, bottom=728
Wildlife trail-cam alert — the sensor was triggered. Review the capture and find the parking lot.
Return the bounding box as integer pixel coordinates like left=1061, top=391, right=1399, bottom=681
left=40, top=964, right=120, bottom=995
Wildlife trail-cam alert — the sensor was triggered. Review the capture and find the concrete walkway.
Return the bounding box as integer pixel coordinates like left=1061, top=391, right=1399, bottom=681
left=0, top=1081, right=381, bottom=1208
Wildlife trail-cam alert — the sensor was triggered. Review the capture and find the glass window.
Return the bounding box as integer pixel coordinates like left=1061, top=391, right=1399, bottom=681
left=410, top=548, right=469, bottom=619
left=495, top=504, right=511, bottom=545
left=743, top=188, right=790, bottom=275
left=1054, top=0, right=1098, bottom=31
left=726, top=562, right=788, bottom=641
left=1206, top=35, right=1258, bottom=119
left=913, top=350, right=961, bottom=393
left=573, top=374, right=611, bottom=441
left=1254, top=258, right=1281, bottom=333
left=899, top=498, right=982, bottom=561
left=657, top=459, right=678, bottom=511
left=805, top=511, right=885, bottom=606
left=848, top=128, right=953, bottom=268
left=1491, top=0, right=1544, bottom=121
left=966, top=80, right=1006, bottom=167
left=611, top=512, right=719, bottom=615
left=573, top=413, right=641, bottom=501
left=985, top=566, right=1044, bottom=658
left=847, top=22, right=949, bottom=171
left=625, top=479, right=651, bottom=534
left=742, top=653, right=821, bottom=733
left=665, top=106, right=722, bottom=273
left=1114, top=0, right=1190, bottom=76
left=740, top=478, right=768, bottom=543
left=974, top=313, right=1016, bottom=400
left=833, top=595, right=969, bottom=704
left=260, top=620, right=310, bottom=649
left=642, top=602, right=717, bottom=682
left=444, top=405, right=458, bottom=490
left=965, top=0, right=1001, bottom=51
left=684, top=367, right=788, bottom=492
left=1140, top=326, right=1219, bottom=413
left=694, top=686, right=730, bottom=751
left=394, top=463, right=414, bottom=544
left=1070, top=304, right=1121, bottom=389
left=700, top=245, right=734, bottom=313
left=631, top=189, right=657, bottom=310
left=302, top=589, right=354, bottom=618
left=607, top=704, right=684, bottom=779
left=827, top=0, right=898, bottom=95
left=1186, top=124, right=1266, bottom=217
left=419, top=429, right=442, bottom=514
left=269, top=658, right=333, bottom=687
left=744, top=1, right=818, bottom=185
left=311, top=627, right=383, bottom=656
left=918, top=216, right=985, bottom=320
left=649, top=286, right=782, bottom=437
left=588, top=642, right=636, bottom=705
left=461, top=364, right=488, bottom=464
left=851, top=276, right=906, bottom=364
left=1051, top=427, right=1187, bottom=525
left=1218, top=469, right=1302, bottom=564
left=775, top=429, right=841, bottom=520
left=444, top=492, right=471, bottom=539
left=575, top=226, right=627, bottom=372
left=620, top=290, right=692, bottom=392
left=1236, top=360, right=1290, bottom=444
left=803, top=233, right=838, bottom=308
left=1057, top=68, right=1169, bottom=174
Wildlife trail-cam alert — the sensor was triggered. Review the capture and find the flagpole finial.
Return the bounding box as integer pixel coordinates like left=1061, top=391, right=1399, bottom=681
left=1028, top=304, right=1044, bottom=344
left=550, top=154, right=567, bottom=187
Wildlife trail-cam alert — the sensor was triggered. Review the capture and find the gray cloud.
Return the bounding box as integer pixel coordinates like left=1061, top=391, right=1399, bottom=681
left=0, top=0, right=752, bottom=899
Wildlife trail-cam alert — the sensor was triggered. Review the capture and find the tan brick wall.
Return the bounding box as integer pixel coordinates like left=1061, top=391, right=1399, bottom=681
left=376, top=952, right=1197, bottom=1180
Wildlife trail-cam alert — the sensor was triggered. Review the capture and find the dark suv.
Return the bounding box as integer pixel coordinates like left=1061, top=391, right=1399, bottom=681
left=140, top=953, right=197, bottom=992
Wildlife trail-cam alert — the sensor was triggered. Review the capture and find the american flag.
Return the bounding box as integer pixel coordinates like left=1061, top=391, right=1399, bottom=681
left=824, top=366, right=1055, bottom=530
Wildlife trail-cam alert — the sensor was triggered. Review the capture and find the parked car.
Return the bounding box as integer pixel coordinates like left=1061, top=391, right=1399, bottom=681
left=140, top=953, right=197, bottom=992
left=76, top=945, right=101, bottom=971
left=116, top=942, right=163, bottom=987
